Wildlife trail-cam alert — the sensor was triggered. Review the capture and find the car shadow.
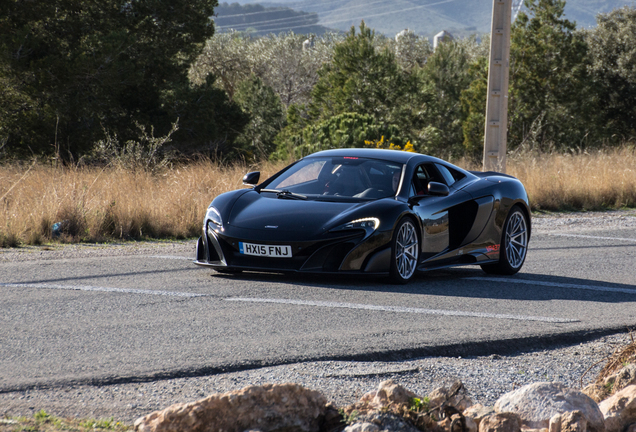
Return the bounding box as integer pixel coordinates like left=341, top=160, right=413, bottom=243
left=211, top=267, right=636, bottom=304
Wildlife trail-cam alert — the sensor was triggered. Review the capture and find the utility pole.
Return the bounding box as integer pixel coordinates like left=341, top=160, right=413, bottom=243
left=483, top=0, right=512, bottom=173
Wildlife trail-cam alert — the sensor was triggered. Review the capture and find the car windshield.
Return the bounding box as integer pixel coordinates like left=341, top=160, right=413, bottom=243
left=263, top=156, right=404, bottom=200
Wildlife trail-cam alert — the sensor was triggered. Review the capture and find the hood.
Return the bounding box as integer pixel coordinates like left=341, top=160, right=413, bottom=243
left=228, top=191, right=364, bottom=235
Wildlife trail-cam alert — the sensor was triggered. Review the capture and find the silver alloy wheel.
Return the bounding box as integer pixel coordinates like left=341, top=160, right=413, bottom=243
left=395, top=220, right=419, bottom=280
left=505, top=210, right=528, bottom=269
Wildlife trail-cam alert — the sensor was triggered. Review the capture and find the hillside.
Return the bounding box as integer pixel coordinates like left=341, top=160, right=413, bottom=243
left=229, top=0, right=636, bottom=37
left=214, top=2, right=336, bottom=36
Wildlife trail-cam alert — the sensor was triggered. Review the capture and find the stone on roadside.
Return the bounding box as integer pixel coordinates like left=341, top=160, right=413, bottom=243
left=494, top=382, right=604, bottom=432
left=599, top=384, right=636, bottom=432
left=454, top=413, right=479, bottom=432
left=133, top=383, right=327, bottom=432
left=344, top=422, right=380, bottom=432
left=605, top=364, right=636, bottom=396
left=479, top=412, right=522, bottom=432
left=549, top=413, right=562, bottom=432
left=582, top=383, right=609, bottom=404
left=561, top=410, right=589, bottom=432
left=465, top=404, right=496, bottom=427
left=465, top=414, right=479, bottom=432
left=429, top=381, right=473, bottom=413
left=372, top=379, right=417, bottom=408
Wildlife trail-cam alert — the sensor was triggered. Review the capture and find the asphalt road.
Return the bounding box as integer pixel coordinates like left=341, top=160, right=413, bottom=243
left=1, top=214, right=635, bottom=393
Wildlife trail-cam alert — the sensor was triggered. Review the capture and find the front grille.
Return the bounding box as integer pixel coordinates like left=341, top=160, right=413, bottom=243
left=216, top=233, right=363, bottom=272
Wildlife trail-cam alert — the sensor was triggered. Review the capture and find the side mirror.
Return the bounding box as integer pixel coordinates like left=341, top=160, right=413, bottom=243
left=428, top=181, right=449, bottom=196
left=243, top=171, right=260, bottom=186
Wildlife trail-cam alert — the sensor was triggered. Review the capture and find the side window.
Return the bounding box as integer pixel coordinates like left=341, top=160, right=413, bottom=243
left=410, top=165, right=433, bottom=196
left=435, top=163, right=457, bottom=187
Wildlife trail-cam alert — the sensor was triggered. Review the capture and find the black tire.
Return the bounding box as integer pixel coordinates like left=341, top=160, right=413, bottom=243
left=481, top=206, right=529, bottom=275
left=389, top=218, right=419, bottom=284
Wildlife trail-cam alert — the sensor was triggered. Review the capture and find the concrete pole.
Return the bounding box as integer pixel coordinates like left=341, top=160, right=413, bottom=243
left=483, top=0, right=512, bottom=173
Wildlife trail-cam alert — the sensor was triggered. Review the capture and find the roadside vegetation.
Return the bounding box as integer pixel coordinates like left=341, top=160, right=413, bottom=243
left=2, top=148, right=635, bottom=247
left=0, top=410, right=130, bottom=432
left=2, top=0, right=636, bottom=247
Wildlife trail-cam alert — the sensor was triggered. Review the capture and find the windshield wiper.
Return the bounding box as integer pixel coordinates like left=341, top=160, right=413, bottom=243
left=259, top=188, right=307, bottom=200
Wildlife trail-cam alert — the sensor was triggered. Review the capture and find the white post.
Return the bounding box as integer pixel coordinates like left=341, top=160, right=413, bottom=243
left=483, top=0, right=512, bottom=173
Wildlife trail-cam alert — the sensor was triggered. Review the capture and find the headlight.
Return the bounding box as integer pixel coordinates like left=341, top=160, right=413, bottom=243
left=206, top=206, right=223, bottom=228
left=330, top=217, right=380, bottom=232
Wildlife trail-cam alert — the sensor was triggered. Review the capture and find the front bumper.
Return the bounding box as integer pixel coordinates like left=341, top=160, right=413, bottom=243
left=194, top=223, right=392, bottom=274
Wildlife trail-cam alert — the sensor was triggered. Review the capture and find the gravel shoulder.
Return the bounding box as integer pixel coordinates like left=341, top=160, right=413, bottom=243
left=0, top=332, right=630, bottom=424
left=1, top=210, right=635, bottom=424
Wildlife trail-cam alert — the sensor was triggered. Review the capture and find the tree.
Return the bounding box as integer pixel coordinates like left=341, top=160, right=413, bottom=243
left=233, top=75, right=286, bottom=159
left=392, top=29, right=433, bottom=72
left=460, top=55, right=490, bottom=158
left=309, top=23, right=408, bottom=125
left=508, top=0, right=592, bottom=150
left=585, top=6, right=636, bottom=141
left=0, top=0, right=242, bottom=159
left=418, top=40, right=476, bottom=157
left=272, top=112, right=409, bottom=160
left=190, top=31, right=339, bottom=108
left=272, top=23, right=439, bottom=158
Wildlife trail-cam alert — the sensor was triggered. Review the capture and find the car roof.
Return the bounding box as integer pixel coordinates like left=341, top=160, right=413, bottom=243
left=307, top=148, right=426, bottom=164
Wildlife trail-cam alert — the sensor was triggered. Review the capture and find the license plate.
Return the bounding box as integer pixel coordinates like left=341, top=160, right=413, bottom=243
left=239, top=242, right=292, bottom=258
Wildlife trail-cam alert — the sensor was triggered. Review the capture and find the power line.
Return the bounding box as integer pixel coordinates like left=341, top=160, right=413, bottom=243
left=217, top=0, right=352, bottom=19
left=216, top=0, right=398, bottom=30
left=512, top=0, right=524, bottom=21
left=217, top=0, right=458, bottom=32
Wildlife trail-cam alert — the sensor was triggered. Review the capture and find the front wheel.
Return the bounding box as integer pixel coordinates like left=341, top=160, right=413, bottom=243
left=390, top=218, right=419, bottom=284
left=481, top=206, right=529, bottom=275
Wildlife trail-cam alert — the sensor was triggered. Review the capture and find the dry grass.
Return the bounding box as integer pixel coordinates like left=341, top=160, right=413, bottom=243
left=2, top=148, right=636, bottom=247
left=1, top=410, right=130, bottom=431
left=593, top=333, right=636, bottom=385
left=452, top=146, right=636, bottom=211
left=0, top=160, right=285, bottom=247
left=507, top=147, right=636, bottom=211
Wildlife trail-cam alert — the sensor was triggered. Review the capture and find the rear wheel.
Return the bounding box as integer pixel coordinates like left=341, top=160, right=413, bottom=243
left=390, top=218, right=419, bottom=284
left=481, top=206, right=528, bottom=275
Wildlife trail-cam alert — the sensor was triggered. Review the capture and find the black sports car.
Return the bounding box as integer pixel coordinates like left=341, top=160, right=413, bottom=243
left=195, top=148, right=531, bottom=283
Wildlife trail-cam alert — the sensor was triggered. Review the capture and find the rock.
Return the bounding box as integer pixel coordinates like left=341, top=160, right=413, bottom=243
left=560, top=411, right=588, bottom=432
left=346, top=412, right=420, bottom=432
left=321, top=404, right=345, bottom=432
left=437, top=412, right=479, bottom=432
left=582, top=364, right=636, bottom=403
left=428, top=381, right=473, bottom=419
left=465, top=414, right=479, bottom=432
left=599, top=384, right=636, bottom=432
left=550, top=411, right=589, bottom=432
left=582, top=384, right=609, bottom=404
left=479, top=413, right=522, bottom=432
left=134, top=383, right=327, bottom=432
left=357, top=379, right=417, bottom=409
left=605, top=364, right=636, bottom=395
left=550, top=414, right=563, bottom=432
left=626, top=423, right=636, bottom=432
left=494, top=382, right=605, bottom=432
left=453, top=413, right=478, bottom=432
left=465, top=404, right=496, bottom=427
left=344, top=422, right=380, bottom=432
left=372, top=379, right=417, bottom=407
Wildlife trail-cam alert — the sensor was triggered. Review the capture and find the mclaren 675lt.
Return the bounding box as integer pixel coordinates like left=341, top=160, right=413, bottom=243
left=195, top=148, right=530, bottom=283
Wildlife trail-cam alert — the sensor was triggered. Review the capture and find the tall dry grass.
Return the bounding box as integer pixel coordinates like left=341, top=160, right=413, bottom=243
left=0, top=160, right=285, bottom=247
left=507, top=147, right=636, bottom=211
left=1, top=148, right=635, bottom=247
